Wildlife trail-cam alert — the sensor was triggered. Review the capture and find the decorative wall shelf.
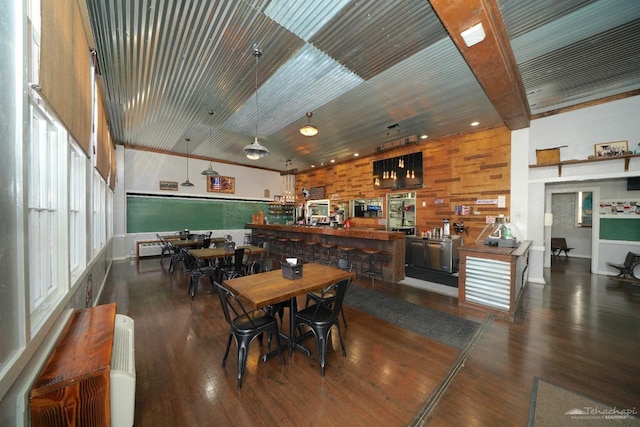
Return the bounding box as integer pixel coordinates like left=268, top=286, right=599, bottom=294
left=529, top=153, right=640, bottom=176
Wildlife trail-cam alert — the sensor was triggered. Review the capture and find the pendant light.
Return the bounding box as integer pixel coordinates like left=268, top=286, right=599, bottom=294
left=201, top=109, right=220, bottom=176
left=299, top=112, right=319, bottom=137
left=243, top=46, right=270, bottom=160
left=181, top=137, right=195, bottom=187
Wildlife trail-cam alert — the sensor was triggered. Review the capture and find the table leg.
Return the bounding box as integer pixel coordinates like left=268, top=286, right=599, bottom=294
left=262, top=297, right=311, bottom=361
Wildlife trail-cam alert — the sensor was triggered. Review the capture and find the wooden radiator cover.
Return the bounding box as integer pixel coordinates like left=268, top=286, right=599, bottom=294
left=30, top=303, right=116, bottom=427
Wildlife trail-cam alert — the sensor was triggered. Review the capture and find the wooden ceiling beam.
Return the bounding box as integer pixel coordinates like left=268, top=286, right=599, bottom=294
left=429, top=0, right=530, bottom=130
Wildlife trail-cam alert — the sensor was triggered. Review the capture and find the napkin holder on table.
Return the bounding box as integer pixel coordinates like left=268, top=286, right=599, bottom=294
left=281, top=259, right=303, bottom=280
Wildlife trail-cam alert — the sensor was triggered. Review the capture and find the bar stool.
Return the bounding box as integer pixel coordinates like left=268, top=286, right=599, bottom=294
left=265, top=235, right=276, bottom=257
left=360, top=248, right=385, bottom=287
left=318, top=243, right=337, bottom=265
left=253, top=233, right=267, bottom=247
left=288, top=237, right=304, bottom=259
left=276, top=237, right=289, bottom=258
left=335, top=246, right=356, bottom=271
left=303, top=241, right=318, bottom=263
left=243, top=232, right=252, bottom=245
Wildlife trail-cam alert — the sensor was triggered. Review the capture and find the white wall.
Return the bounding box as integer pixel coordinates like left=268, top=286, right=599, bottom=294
left=112, top=148, right=284, bottom=259
left=516, top=95, right=640, bottom=283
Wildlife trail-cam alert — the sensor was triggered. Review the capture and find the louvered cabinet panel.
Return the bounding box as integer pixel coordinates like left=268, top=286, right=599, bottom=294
left=457, top=241, right=532, bottom=320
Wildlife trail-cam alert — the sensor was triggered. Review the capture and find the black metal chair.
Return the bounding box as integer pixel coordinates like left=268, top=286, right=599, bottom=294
left=156, top=234, right=173, bottom=264
left=183, top=251, right=217, bottom=299
left=305, top=259, right=352, bottom=328
left=168, top=242, right=187, bottom=274
left=213, top=281, right=285, bottom=388
left=220, top=247, right=248, bottom=280
left=292, top=278, right=351, bottom=376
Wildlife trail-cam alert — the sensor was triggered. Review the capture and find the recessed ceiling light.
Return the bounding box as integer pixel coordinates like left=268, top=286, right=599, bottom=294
left=471, top=121, right=480, bottom=126
left=330, top=159, right=335, bottom=163
left=311, top=164, right=315, bottom=168
left=420, top=134, right=428, bottom=140
left=353, top=153, right=359, bottom=157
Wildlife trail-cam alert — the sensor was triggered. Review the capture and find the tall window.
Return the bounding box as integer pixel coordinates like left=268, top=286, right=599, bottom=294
left=69, top=141, right=87, bottom=281
left=93, top=170, right=106, bottom=256
left=28, top=106, right=68, bottom=331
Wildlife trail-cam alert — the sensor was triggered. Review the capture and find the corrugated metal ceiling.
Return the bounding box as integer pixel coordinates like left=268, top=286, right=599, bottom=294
left=83, top=0, right=640, bottom=171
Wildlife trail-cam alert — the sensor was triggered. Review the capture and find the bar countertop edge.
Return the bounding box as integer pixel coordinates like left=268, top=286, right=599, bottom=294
left=246, top=223, right=406, bottom=241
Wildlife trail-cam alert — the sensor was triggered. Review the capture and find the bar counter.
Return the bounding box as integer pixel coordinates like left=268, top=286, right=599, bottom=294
left=246, top=224, right=406, bottom=283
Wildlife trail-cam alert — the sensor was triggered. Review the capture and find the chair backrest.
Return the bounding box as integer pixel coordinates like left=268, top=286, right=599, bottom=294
left=551, top=237, right=567, bottom=249
left=202, top=238, right=211, bottom=249
left=213, top=281, right=259, bottom=330
left=182, top=250, right=199, bottom=272
left=310, top=278, right=351, bottom=320
left=330, top=278, right=351, bottom=315
left=623, top=251, right=637, bottom=268
left=232, top=248, right=246, bottom=271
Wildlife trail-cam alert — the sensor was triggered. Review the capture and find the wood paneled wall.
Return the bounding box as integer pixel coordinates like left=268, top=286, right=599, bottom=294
left=294, top=126, right=511, bottom=241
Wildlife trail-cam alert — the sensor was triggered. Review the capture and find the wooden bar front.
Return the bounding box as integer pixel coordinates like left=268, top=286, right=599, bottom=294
left=246, top=224, right=406, bottom=283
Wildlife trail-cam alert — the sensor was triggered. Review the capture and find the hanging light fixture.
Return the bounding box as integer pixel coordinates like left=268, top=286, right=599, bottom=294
left=281, top=160, right=296, bottom=203
left=243, top=46, right=270, bottom=160
left=299, top=112, right=319, bottom=137
left=181, top=137, right=195, bottom=187
left=202, top=109, right=220, bottom=176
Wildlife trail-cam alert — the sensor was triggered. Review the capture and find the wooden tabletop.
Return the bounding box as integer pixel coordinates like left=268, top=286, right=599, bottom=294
left=223, top=263, right=354, bottom=309
left=171, top=239, right=203, bottom=248
left=190, top=245, right=266, bottom=260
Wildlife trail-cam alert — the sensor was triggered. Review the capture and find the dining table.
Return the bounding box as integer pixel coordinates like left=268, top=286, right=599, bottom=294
left=190, top=245, right=268, bottom=283
left=222, top=263, right=355, bottom=360
left=189, top=245, right=266, bottom=260
left=170, top=239, right=204, bottom=249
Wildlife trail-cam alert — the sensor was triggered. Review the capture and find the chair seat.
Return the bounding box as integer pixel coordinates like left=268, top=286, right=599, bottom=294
left=296, top=304, right=335, bottom=324
left=232, top=309, right=274, bottom=331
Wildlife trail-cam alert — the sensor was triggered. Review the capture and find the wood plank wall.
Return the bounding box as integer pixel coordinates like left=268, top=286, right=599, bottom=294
left=294, top=126, right=511, bottom=242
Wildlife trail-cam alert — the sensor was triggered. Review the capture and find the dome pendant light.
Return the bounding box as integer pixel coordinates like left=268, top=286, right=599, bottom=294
left=181, top=137, right=195, bottom=187
left=299, top=112, right=319, bottom=137
left=202, top=109, right=220, bottom=176
left=243, top=46, right=270, bottom=160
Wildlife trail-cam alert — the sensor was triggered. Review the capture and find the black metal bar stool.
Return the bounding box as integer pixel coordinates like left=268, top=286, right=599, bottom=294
left=243, top=232, right=252, bottom=245
left=265, top=235, right=276, bottom=257
left=288, top=237, right=304, bottom=259
left=276, top=237, right=289, bottom=258
left=360, top=248, right=385, bottom=287
left=303, top=240, right=318, bottom=263
left=318, top=243, right=337, bottom=265
left=335, top=246, right=356, bottom=271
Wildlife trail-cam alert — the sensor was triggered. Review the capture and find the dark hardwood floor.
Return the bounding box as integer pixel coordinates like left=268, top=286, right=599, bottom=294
left=98, top=255, right=640, bottom=426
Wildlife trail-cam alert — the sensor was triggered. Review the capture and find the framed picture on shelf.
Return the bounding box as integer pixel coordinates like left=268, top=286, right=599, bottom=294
left=594, top=140, right=628, bottom=158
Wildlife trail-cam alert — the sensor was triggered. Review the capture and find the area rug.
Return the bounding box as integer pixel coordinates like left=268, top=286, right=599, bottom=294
left=343, top=285, right=480, bottom=350
left=528, top=377, right=640, bottom=426
left=405, top=266, right=459, bottom=287
left=399, top=277, right=458, bottom=297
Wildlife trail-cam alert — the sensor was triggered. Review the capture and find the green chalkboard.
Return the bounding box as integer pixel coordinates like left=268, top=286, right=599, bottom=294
left=126, top=195, right=269, bottom=233
left=599, top=218, right=640, bottom=241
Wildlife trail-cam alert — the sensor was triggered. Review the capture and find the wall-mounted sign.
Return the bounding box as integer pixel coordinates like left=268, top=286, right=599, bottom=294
left=476, top=199, right=498, bottom=205
left=207, top=176, right=235, bottom=193
left=310, top=186, right=325, bottom=199
left=159, top=181, right=178, bottom=191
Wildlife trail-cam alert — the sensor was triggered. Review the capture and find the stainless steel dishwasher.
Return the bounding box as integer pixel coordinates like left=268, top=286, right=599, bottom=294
left=425, top=237, right=462, bottom=273
left=409, top=238, right=427, bottom=268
